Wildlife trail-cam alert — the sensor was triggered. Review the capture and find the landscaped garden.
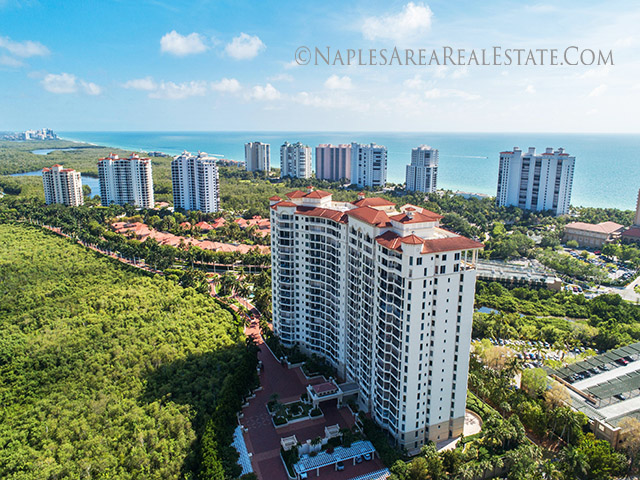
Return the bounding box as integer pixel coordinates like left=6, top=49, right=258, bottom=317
left=268, top=394, right=322, bottom=426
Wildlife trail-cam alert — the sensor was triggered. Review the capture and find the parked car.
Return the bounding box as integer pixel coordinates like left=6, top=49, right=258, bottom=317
left=364, top=453, right=372, bottom=461
left=355, top=456, right=363, bottom=464
left=336, top=461, right=345, bottom=471
left=615, top=394, right=627, bottom=401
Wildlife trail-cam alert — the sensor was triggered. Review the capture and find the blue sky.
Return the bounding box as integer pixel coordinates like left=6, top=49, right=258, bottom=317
left=0, top=0, right=638, bottom=132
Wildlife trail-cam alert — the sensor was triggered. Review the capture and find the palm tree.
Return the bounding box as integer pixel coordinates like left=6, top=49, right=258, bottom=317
left=560, top=446, right=589, bottom=480
left=541, top=460, right=562, bottom=480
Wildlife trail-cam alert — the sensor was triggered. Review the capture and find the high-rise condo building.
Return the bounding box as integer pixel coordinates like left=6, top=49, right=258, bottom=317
left=406, top=146, right=439, bottom=193
left=42, top=164, right=84, bottom=206
left=244, top=142, right=271, bottom=172
left=98, top=153, right=155, bottom=208
left=171, top=151, right=221, bottom=213
left=316, top=144, right=352, bottom=182
left=280, top=142, right=312, bottom=179
left=270, top=188, right=482, bottom=452
left=350, top=143, right=387, bottom=188
left=496, top=147, right=575, bottom=216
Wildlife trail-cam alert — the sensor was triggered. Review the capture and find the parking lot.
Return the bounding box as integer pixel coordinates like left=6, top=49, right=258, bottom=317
left=480, top=337, right=585, bottom=370
left=564, top=248, right=637, bottom=283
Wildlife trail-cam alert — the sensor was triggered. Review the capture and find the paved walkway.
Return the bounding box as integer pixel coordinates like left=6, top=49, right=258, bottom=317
left=436, top=411, right=483, bottom=452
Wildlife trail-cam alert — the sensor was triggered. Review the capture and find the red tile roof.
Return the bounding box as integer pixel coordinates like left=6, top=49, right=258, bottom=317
left=346, top=206, right=392, bottom=227
left=311, top=381, right=338, bottom=395
left=271, top=201, right=298, bottom=208
left=296, top=206, right=347, bottom=223
left=421, top=236, right=484, bottom=254
left=269, top=195, right=282, bottom=201
left=285, top=189, right=331, bottom=199
left=390, top=210, right=443, bottom=224
left=304, top=189, right=332, bottom=198
left=565, top=221, right=624, bottom=235
left=401, top=234, right=424, bottom=245
left=376, top=231, right=403, bottom=251
left=351, top=197, right=396, bottom=208
left=195, top=221, right=214, bottom=230
left=376, top=231, right=483, bottom=253
left=285, top=190, right=306, bottom=199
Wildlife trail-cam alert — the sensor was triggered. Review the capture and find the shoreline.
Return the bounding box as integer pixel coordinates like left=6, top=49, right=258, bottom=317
left=54, top=133, right=636, bottom=212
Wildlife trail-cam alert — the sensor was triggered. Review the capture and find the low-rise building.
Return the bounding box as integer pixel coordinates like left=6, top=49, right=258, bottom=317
left=563, top=221, right=624, bottom=248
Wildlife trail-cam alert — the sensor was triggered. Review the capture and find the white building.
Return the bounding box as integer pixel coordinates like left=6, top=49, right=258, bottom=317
left=42, top=164, right=84, bottom=206
left=406, top=146, right=439, bottom=193
left=350, top=143, right=387, bottom=188
left=244, top=142, right=271, bottom=173
left=270, top=188, right=482, bottom=452
left=280, top=142, right=312, bottom=179
left=171, top=151, right=221, bottom=213
left=496, top=147, right=575, bottom=216
left=98, top=153, right=154, bottom=208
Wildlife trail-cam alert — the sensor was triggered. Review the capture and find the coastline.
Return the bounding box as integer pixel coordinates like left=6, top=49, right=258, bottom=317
left=55, top=132, right=640, bottom=211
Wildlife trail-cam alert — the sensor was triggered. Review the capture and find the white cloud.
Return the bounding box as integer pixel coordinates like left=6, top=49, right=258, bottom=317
left=283, top=60, right=300, bottom=70
left=451, top=66, right=469, bottom=79
left=324, top=74, right=352, bottom=90
left=578, top=66, right=611, bottom=79
left=160, top=31, right=207, bottom=56
left=41, top=73, right=102, bottom=95
left=0, top=35, right=49, bottom=57
left=615, top=36, right=634, bottom=48
left=211, top=77, right=241, bottom=93
left=225, top=33, right=265, bottom=60
left=0, top=54, right=23, bottom=67
left=433, top=65, right=448, bottom=79
left=246, top=83, right=280, bottom=101
left=293, top=91, right=368, bottom=112
left=268, top=73, right=294, bottom=82
left=81, top=81, right=102, bottom=95
left=588, top=84, right=608, bottom=97
left=524, top=4, right=557, bottom=13
left=525, top=85, right=536, bottom=94
left=123, top=77, right=158, bottom=91
left=423, top=88, right=480, bottom=101
left=41, top=73, right=78, bottom=94
left=362, top=2, right=433, bottom=42
left=149, top=81, right=208, bottom=100
left=403, top=74, right=428, bottom=90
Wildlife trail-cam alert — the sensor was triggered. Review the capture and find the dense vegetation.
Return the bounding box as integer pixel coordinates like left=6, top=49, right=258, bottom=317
left=0, top=199, right=270, bottom=272
left=474, top=281, right=640, bottom=350
left=0, top=223, right=256, bottom=479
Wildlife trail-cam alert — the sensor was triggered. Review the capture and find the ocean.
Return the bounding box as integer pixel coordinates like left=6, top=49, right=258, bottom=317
left=59, top=132, right=640, bottom=210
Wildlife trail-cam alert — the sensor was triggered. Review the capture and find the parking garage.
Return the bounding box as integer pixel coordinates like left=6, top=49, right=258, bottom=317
left=548, top=341, right=640, bottom=445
